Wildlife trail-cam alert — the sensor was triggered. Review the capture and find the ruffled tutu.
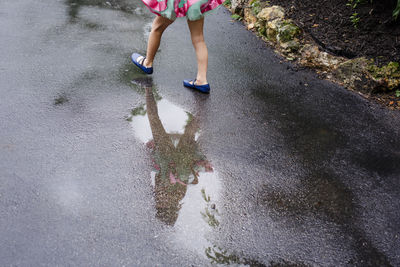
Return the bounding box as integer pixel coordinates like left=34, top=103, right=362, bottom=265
left=142, top=0, right=225, bottom=21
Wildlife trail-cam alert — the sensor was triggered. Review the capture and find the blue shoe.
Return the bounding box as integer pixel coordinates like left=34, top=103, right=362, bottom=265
left=183, top=79, right=210, bottom=94
left=131, top=53, right=153, bottom=74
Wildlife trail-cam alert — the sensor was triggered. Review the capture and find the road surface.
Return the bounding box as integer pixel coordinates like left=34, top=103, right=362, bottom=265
left=1, top=0, right=399, bottom=266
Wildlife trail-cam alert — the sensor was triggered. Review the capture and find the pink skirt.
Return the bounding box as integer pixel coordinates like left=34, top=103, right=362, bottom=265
left=142, top=0, right=225, bottom=21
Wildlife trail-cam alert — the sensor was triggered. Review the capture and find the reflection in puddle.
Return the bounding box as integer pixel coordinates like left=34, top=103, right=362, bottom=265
left=129, top=79, right=267, bottom=265
left=129, top=80, right=225, bottom=261
left=65, top=0, right=141, bottom=22
left=130, top=86, right=219, bottom=224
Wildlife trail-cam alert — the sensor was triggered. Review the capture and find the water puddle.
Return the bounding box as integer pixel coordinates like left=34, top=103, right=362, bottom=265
left=128, top=79, right=228, bottom=262
left=65, top=0, right=143, bottom=21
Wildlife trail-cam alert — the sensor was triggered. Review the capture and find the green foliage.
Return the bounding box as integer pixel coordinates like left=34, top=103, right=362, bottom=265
left=200, top=188, right=220, bottom=228
left=368, top=61, right=400, bottom=79
left=131, top=104, right=147, bottom=116
left=201, top=188, right=211, bottom=202
left=277, top=23, right=301, bottom=42
left=200, top=208, right=220, bottom=227
left=250, top=0, right=261, bottom=15
left=346, top=0, right=369, bottom=28
left=126, top=104, right=147, bottom=121
left=396, top=90, right=400, bottom=97
left=347, top=0, right=400, bottom=24
left=346, top=0, right=371, bottom=9
left=205, top=246, right=241, bottom=265
left=223, top=0, right=231, bottom=7
left=258, top=26, right=266, bottom=37
left=350, top=12, right=360, bottom=28
left=231, top=14, right=243, bottom=21
left=394, top=0, right=400, bottom=19
left=367, top=61, right=400, bottom=91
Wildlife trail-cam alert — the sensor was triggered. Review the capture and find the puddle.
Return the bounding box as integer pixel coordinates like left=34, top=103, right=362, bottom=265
left=128, top=83, right=269, bottom=265
left=128, top=81, right=228, bottom=262
left=65, top=0, right=142, bottom=22
left=64, top=0, right=152, bottom=36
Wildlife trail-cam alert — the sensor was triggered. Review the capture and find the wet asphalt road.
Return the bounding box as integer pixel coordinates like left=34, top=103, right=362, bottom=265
left=1, top=0, right=400, bottom=266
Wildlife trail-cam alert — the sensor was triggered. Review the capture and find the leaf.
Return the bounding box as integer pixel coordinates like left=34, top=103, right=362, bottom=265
left=231, top=14, right=242, bottom=21
left=393, top=0, right=400, bottom=19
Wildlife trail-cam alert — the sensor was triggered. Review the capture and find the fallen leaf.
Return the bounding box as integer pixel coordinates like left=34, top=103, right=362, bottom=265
left=389, top=101, right=394, bottom=105
left=312, top=24, right=319, bottom=27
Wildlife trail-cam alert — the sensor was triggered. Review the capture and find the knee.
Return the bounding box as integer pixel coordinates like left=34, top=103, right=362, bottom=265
left=151, top=23, right=166, bottom=34
left=191, top=34, right=205, bottom=45
left=151, top=17, right=172, bottom=34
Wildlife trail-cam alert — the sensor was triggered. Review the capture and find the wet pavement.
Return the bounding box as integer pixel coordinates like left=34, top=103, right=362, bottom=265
left=1, top=0, right=400, bottom=266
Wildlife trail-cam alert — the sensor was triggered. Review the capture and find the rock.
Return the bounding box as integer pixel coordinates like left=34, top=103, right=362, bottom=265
left=333, top=57, right=400, bottom=92
left=299, top=44, right=345, bottom=71
left=333, top=57, right=380, bottom=92
left=247, top=23, right=255, bottom=30
left=318, top=51, right=342, bottom=68
left=300, top=44, right=320, bottom=61
left=368, top=61, right=400, bottom=90
left=334, top=57, right=370, bottom=78
left=266, top=28, right=277, bottom=40
left=254, top=20, right=264, bottom=29
left=280, top=40, right=301, bottom=52
left=244, top=7, right=257, bottom=25
left=277, top=23, right=301, bottom=43
left=257, top=6, right=284, bottom=21
left=230, top=0, right=246, bottom=15
left=386, top=78, right=400, bottom=90
left=264, top=19, right=283, bottom=41
left=267, top=18, right=283, bottom=30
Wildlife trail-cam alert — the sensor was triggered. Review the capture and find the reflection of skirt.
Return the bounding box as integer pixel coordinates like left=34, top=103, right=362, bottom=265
left=142, top=0, right=224, bottom=21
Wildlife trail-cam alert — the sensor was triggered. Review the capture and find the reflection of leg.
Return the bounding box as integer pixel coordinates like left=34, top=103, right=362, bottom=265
left=67, top=0, right=80, bottom=21
left=142, top=16, right=174, bottom=68
left=177, top=115, right=199, bottom=150
left=145, top=87, right=174, bottom=152
left=191, top=166, right=199, bottom=184
left=176, top=115, right=200, bottom=177
left=154, top=172, right=187, bottom=226
left=187, top=18, right=208, bottom=85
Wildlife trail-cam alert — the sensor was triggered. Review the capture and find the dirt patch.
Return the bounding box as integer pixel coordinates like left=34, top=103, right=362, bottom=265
left=265, top=0, right=400, bottom=66
left=225, top=0, right=400, bottom=109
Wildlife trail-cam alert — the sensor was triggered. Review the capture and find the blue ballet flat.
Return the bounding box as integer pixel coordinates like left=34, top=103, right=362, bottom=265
left=131, top=53, right=153, bottom=74
left=183, top=79, right=210, bottom=94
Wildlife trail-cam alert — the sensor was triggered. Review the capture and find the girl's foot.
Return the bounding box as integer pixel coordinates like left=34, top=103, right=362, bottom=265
left=136, top=56, right=153, bottom=68
left=187, top=79, right=208, bottom=86
left=131, top=53, right=153, bottom=74
left=183, top=79, right=210, bottom=93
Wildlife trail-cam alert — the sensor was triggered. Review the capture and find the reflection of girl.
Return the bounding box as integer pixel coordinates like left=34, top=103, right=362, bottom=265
left=145, top=87, right=213, bottom=225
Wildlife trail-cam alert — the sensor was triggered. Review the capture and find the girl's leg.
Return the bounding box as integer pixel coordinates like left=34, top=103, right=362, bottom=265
left=187, top=18, right=208, bottom=85
left=140, top=16, right=174, bottom=68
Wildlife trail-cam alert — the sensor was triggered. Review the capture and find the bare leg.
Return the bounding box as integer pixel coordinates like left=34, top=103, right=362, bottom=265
left=138, top=16, right=174, bottom=68
left=187, top=18, right=208, bottom=85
